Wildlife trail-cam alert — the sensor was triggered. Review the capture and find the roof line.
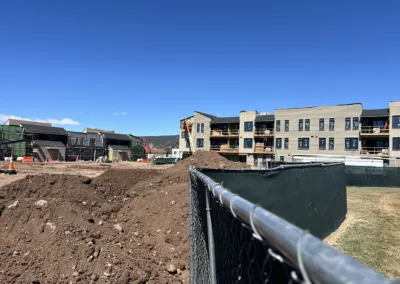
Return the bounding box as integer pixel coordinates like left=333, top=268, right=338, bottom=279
left=275, top=102, right=362, bottom=111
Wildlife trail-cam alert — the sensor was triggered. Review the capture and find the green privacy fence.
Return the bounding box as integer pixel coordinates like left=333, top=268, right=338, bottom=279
left=345, top=166, right=400, bottom=187
left=200, top=163, right=347, bottom=239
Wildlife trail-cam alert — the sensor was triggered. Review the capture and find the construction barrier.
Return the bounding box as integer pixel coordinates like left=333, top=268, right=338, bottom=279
left=345, top=166, right=400, bottom=187
left=200, top=163, right=346, bottom=239
left=189, top=164, right=397, bottom=284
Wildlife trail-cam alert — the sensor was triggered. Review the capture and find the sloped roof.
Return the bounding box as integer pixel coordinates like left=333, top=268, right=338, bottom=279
left=22, top=124, right=68, bottom=136
left=35, top=140, right=65, bottom=147
left=109, top=145, right=130, bottom=151
left=361, top=108, right=390, bottom=118
left=194, top=111, right=217, bottom=119
left=101, top=132, right=130, bottom=141
left=255, top=115, right=275, bottom=122
left=210, top=117, right=240, bottom=124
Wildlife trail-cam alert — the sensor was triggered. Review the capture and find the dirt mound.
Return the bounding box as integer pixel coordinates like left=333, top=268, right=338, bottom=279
left=0, top=151, right=248, bottom=283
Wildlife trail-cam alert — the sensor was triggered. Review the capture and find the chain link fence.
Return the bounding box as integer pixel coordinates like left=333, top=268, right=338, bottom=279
left=189, top=165, right=399, bottom=284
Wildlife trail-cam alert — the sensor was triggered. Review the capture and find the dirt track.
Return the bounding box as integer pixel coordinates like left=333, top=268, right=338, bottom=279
left=0, top=152, right=249, bottom=283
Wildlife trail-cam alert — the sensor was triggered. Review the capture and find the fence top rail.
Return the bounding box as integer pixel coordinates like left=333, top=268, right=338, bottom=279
left=196, top=162, right=345, bottom=173
left=189, top=166, right=397, bottom=284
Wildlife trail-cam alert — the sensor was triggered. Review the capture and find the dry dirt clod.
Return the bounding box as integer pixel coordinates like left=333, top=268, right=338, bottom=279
left=7, top=201, right=19, bottom=209
left=104, top=265, right=112, bottom=277
left=72, top=271, right=80, bottom=277
left=166, top=264, right=177, bottom=274
left=90, top=274, right=99, bottom=281
left=113, top=223, right=123, bottom=233
left=34, top=200, right=48, bottom=208
left=87, top=255, right=94, bottom=262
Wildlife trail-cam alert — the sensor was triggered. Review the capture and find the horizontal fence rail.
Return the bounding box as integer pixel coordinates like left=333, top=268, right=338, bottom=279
left=360, top=147, right=390, bottom=156
left=210, top=146, right=239, bottom=153
left=210, top=130, right=240, bottom=136
left=360, top=126, right=389, bottom=134
left=189, top=164, right=399, bottom=284
left=254, top=128, right=274, bottom=135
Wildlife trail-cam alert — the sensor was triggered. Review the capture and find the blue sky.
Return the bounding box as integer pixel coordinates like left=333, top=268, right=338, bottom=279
left=1, top=1, right=399, bottom=135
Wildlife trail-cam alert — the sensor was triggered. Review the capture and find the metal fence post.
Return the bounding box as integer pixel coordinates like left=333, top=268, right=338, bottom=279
left=205, top=186, right=217, bottom=284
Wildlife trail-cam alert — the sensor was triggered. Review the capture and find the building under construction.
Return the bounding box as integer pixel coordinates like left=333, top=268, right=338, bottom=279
left=0, top=119, right=148, bottom=162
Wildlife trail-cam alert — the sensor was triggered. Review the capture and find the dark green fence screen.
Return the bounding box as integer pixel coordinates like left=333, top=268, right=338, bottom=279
left=200, top=163, right=347, bottom=239
left=346, top=166, right=400, bottom=187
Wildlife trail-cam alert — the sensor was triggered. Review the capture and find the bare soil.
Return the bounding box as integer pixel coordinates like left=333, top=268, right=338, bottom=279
left=0, top=151, right=249, bottom=283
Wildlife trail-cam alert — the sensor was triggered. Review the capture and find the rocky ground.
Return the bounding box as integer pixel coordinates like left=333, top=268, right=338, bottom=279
left=0, top=151, right=249, bottom=283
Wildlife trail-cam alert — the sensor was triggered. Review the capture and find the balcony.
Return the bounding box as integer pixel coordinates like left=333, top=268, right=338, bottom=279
left=210, top=129, right=239, bottom=137
left=254, top=128, right=274, bottom=137
left=210, top=145, right=239, bottom=153
left=360, top=126, right=389, bottom=136
left=360, top=147, right=390, bottom=157
left=254, top=143, right=274, bottom=154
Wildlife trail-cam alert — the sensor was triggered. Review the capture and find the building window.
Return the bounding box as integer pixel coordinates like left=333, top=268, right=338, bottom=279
left=353, top=117, right=359, bottom=130
left=285, top=120, right=289, bottom=132
left=244, top=122, right=253, bottom=132
left=276, top=120, right=281, bottom=132
left=345, top=138, right=358, bottom=150
left=89, top=138, right=95, bottom=146
left=298, top=138, right=309, bottom=149
left=181, top=131, right=185, bottom=138
left=254, top=156, right=258, bottom=166
left=284, top=138, right=289, bottom=149
left=319, top=138, right=326, bottom=150
left=329, top=118, right=335, bottom=130
left=305, top=119, right=310, bottom=131
left=244, top=138, right=253, bottom=149
left=196, top=138, right=204, bottom=148
left=298, top=119, right=303, bottom=131
left=81, top=138, right=84, bottom=145
left=393, top=138, right=400, bottom=150
left=280, top=156, right=284, bottom=162
left=201, top=123, right=204, bottom=133
left=319, top=118, right=324, bottom=131
left=197, top=123, right=200, bottom=133
left=329, top=138, right=334, bottom=150
left=276, top=138, right=282, bottom=149
left=345, top=117, right=351, bottom=130
left=393, top=116, right=400, bottom=129
left=75, top=137, right=79, bottom=145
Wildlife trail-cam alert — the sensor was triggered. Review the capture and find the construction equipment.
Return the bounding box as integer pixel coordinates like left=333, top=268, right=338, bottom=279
left=182, top=119, right=194, bottom=152
left=141, top=138, right=152, bottom=163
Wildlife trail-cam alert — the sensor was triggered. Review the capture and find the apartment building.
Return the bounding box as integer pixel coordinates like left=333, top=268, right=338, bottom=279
left=179, top=101, right=400, bottom=166
left=274, top=103, right=363, bottom=162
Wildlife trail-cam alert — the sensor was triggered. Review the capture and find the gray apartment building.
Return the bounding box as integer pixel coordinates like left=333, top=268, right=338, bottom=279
left=179, top=101, right=400, bottom=166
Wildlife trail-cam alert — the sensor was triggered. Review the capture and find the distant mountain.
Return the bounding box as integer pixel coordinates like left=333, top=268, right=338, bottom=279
left=141, top=135, right=179, bottom=148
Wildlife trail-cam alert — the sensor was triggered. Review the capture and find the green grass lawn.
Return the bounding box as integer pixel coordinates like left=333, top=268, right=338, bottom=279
left=325, top=187, right=400, bottom=279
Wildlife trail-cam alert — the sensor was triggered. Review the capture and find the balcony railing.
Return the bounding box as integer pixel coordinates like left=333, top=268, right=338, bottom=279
left=254, top=144, right=274, bottom=154
left=210, top=145, right=239, bottom=153
left=360, top=147, right=390, bottom=156
left=254, top=128, right=274, bottom=136
left=360, top=126, right=389, bottom=135
left=210, top=130, right=239, bottom=136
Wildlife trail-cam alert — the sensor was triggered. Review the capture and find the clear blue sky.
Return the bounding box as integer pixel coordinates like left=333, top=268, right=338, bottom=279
left=1, top=1, right=399, bottom=135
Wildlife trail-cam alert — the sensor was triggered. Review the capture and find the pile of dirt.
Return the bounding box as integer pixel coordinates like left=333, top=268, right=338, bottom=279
left=0, top=151, right=249, bottom=283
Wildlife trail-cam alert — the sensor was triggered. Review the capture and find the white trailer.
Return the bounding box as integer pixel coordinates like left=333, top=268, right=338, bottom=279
left=292, top=154, right=384, bottom=167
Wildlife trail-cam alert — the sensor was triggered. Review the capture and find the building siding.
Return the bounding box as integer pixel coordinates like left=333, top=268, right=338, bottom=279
left=274, top=104, right=363, bottom=161
left=390, top=101, right=400, bottom=158
left=192, top=112, right=212, bottom=151
left=239, top=111, right=257, bottom=153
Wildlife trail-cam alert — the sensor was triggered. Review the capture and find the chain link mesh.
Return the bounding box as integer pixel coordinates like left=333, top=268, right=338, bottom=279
left=190, top=171, right=304, bottom=284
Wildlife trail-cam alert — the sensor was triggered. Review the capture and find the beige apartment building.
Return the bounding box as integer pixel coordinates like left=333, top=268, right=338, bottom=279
left=179, top=101, right=400, bottom=166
